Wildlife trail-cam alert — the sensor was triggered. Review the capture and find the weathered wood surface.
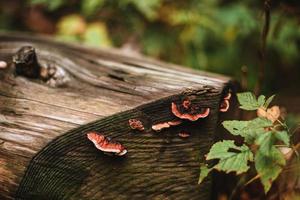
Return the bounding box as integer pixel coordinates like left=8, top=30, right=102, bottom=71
left=0, top=33, right=232, bottom=199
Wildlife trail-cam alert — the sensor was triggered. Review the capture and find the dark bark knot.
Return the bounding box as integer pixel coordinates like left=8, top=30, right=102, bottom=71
left=12, top=46, right=69, bottom=87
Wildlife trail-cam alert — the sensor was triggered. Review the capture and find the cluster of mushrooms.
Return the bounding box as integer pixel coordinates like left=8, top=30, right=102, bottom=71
left=87, top=92, right=231, bottom=156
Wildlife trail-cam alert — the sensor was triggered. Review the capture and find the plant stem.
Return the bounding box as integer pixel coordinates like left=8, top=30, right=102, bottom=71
left=254, top=0, right=271, bottom=95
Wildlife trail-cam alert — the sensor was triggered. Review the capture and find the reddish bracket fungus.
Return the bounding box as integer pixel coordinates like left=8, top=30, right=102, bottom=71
left=224, top=92, right=231, bottom=100
left=152, top=120, right=182, bottom=132
left=219, top=92, right=231, bottom=112
left=178, top=131, right=190, bottom=138
left=87, top=131, right=127, bottom=156
left=219, top=100, right=230, bottom=112
left=171, top=102, right=210, bottom=121
left=128, top=119, right=144, bottom=131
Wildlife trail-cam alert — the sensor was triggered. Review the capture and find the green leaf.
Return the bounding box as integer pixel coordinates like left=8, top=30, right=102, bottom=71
left=258, top=95, right=266, bottom=107
left=124, top=0, right=162, bottom=21
left=81, top=0, right=105, bottom=16
left=256, top=131, right=290, bottom=156
left=237, top=92, right=262, bottom=110
left=274, top=131, right=290, bottom=146
left=255, top=147, right=286, bottom=193
left=198, top=164, right=212, bottom=184
left=206, top=140, right=237, bottom=159
left=264, top=95, right=275, bottom=108
left=30, top=0, right=65, bottom=11
left=255, top=131, right=275, bottom=155
left=223, top=117, right=273, bottom=144
left=206, top=140, right=253, bottom=174
left=222, top=120, right=249, bottom=136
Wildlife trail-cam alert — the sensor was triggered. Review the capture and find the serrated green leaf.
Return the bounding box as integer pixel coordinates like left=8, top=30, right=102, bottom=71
left=237, top=92, right=261, bottom=110
left=258, top=95, right=266, bottom=107
left=214, top=147, right=253, bottom=174
left=206, top=140, right=237, bottom=159
left=222, top=120, right=249, bottom=136
left=223, top=117, right=273, bottom=144
left=206, top=140, right=253, bottom=174
left=255, top=131, right=275, bottom=155
left=264, top=95, right=275, bottom=108
left=274, top=131, right=290, bottom=146
left=256, top=130, right=290, bottom=156
left=255, top=147, right=286, bottom=193
left=198, top=164, right=212, bottom=184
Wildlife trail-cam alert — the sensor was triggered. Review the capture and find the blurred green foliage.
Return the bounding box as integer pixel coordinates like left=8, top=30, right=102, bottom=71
left=0, top=0, right=299, bottom=92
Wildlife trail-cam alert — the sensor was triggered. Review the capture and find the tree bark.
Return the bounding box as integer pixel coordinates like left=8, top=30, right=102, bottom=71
left=0, top=33, right=232, bottom=200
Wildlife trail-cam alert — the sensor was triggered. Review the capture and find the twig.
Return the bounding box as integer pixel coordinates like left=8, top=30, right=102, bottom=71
left=254, top=0, right=271, bottom=95
left=245, top=174, right=261, bottom=186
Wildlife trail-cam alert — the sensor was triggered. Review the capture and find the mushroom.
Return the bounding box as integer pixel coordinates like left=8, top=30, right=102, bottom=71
left=167, top=120, right=182, bottom=126
left=152, top=122, right=170, bottom=131
left=87, top=131, right=127, bottom=156
left=128, top=119, right=144, bottom=131
left=0, top=61, right=7, bottom=69
left=178, top=131, right=190, bottom=138
left=224, top=92, right=231, bottom=100
left=171, top=102, right=210, bottom=121
left=219, top=99, right=230, bottom=112
left=219, top=92, right=231, bottom=112
left=152, top=120, right=182, bottom=132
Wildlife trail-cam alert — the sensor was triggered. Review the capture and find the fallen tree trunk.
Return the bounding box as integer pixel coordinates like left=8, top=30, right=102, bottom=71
left=0, top=33, right=232, bottom=200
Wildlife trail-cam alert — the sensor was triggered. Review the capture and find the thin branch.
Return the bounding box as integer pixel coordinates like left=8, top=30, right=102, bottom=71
left=254, top=0, right=271, bottom=95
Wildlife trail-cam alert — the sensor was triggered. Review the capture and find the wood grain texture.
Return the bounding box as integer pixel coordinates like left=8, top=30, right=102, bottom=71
left=0, top=33, right=232, bottom=200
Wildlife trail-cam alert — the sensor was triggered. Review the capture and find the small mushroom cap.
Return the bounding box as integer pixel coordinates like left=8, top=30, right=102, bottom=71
left=87, top=132, right=127, bottom=156
left=152, top=120, right=182, bottom=132
left=167, top=120, right=182, bottom=126
left=0, top=61, right=7, bottom=69
left=171, top=102, right=210, bottom=121
left=219, top=99, right=230, bottom=112
left=116, top=149, right=128, bottom=156
left=224, top=92, right=232, bottom=100
left=128, top=119, right=144, bottom=131
left=87, top=132, right=105, bottom=143
left=178, top=131, right=190, bottom=138
left=152, top=122, right=170, bottom=131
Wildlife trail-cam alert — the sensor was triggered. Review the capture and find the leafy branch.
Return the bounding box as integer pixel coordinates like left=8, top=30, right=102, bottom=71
left=199, top=92, right=295, bottom=193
